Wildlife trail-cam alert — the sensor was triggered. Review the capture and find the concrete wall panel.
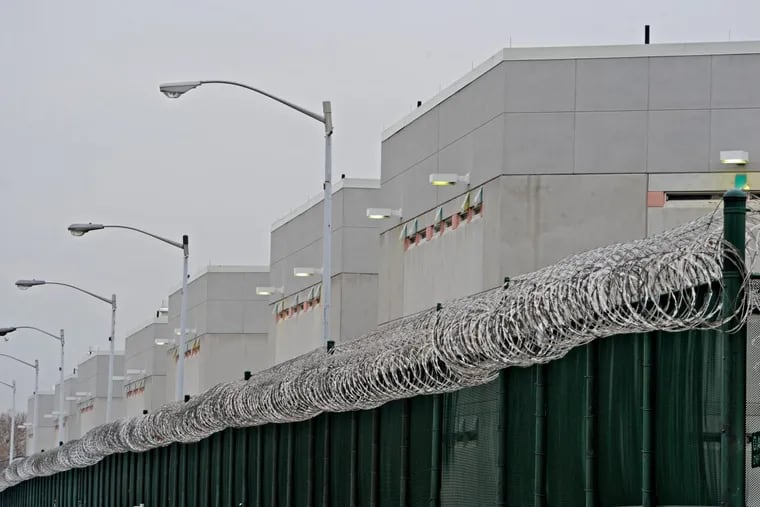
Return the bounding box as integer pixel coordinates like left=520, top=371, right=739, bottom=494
left=647, top=110, right=710, bottom=173
left=574, top=111, right=647, bottom=173
left=711, top=54, right=760, bottom=109
left=575, top=57, right=648, bottom=111
left=381, top=109, right=439, bottom=183
left=504, top=59, right=576, bottom=112
left=709, top=108, right=760, bottom=172
left=649, top=56, right=711, bottom=110
left=504, top=112, right=574, bottom=174
left=438, top=63, right=505, bottom=148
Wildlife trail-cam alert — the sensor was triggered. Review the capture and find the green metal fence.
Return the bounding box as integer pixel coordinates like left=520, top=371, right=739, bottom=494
left=0, top=326, right=747, bottom=506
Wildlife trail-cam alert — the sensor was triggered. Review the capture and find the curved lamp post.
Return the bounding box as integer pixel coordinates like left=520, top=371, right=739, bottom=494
left=16, top=279, right=117, bottom=423
left=68, top=223, right=189, bottom=402
left=159, top=79, right=335, bottom=351
left=0, top=380, right=16, bottom=463
left=0, top=348, right=39, bottom=454
left=0, top=326, right=62, bottom=447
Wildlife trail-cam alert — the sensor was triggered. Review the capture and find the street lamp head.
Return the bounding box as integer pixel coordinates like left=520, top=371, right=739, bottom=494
left=15, top=279, right=45, bottom=291
left=0, top=327, right=17, bottom=337
left=68, top=223, right=105, bottom=237
left=159, top=81, right=202, bottom=98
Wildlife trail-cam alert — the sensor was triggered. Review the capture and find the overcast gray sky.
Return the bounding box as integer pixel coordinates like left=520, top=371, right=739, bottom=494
left=0, top=0, right=755, bottom=411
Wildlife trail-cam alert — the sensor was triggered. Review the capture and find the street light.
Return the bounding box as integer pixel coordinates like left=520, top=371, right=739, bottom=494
left=15, top=279, right=117, bottom=423
left=0, top=380, right=16, bottom=462
left=68, top=222, right=190, bottom=403
left=0, top=351, right=39, bottom=454
left=159, top=79, right=335, bottom=350
left=0, top=326, right=62, bottom=448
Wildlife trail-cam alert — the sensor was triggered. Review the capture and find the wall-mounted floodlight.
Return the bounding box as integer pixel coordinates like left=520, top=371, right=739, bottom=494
left=293, top=267, right=323, bottom=278
left=159, top=81, right=202, bottom=98
left=154, top=338, right=175, bottom=346
left=64, top=396, right=80, bottom=402
left=720, top=150, right=749, bottom=165
left=112, top=376, right=125, bottom=381
left=256, top=286, right=284, bottom=296
left=366, top=208, right=403, bottom=220
left=429, top=173, right=470, bottom=186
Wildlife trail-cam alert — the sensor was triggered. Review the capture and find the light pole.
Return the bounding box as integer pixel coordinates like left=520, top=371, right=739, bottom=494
left=0, top=348, right=39, bottom=454
left=15, top=279, right=117, bottom=423
left=67, top=223, right=190, bottom=402
left=0, top=326, right=62, bottom=447
left=0, top=380, right=16, bottom=463
left=159, top=80, right=335, bottom=350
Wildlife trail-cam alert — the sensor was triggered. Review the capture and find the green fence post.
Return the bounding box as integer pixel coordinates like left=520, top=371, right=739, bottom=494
left=287, top=424, right=294, bottom=507
left=429, top=394, right=443, bottom=507
left=722, top=188, right=747, bottom=506
left=400, top=398, right=410, bottom=507
left=370, top=408, right=380, bottom=507
left=585, top=343, right=597, bottom=507
left=307, top=420, right=314, bottom=507
left=350, top=411, right=359, bottom=507
left=642, top=333, right=655, bottom=507
left=323, top=413, right=331, bottom=507
left=497, top=371, right=508, bottom=507
left=534, top=365, right=546, bottom=507
left=240, top=429, right=248, bottom=507
left=256, top=427, right=263, bottom=507
left=272, top=425, right=279, bottom=507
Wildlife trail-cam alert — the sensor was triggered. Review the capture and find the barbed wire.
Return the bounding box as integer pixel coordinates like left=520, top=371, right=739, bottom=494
left=2, top=207, right=760, bottom=490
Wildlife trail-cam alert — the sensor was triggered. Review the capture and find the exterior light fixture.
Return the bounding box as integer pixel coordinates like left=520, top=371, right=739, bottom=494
left=720, top=150, right=749, bottom=165
left=366, top=208, right=403, bottom=219
left=256, top=286, right=284, bottom=296
left=159, top=81, right=202, bottom=98
left=64, top=396, right=80, bottom=402
left=154, top=338, right=175, bottom=346
left=43, top=414, right=55, bottom=420
left=126, top=369, right=146, bottom=375
left=74, top=392, right=92, bottom=397
left=15, top=280, right=46, bottom=291
left=293, top=267, right=323, bottom=277
left=429, top=173, right=470, bottom=186
left=67, top=223, right=105, bottom=237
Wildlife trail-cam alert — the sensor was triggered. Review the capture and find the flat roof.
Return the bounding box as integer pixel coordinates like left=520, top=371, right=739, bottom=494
left=271, top=178, right=381, bottom=231
left=382, top=40, right=760, bottom=140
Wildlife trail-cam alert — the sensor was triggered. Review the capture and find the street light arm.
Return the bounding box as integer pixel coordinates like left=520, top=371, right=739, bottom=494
left=102, top=225, right=184, bottom=250
left=198, top=80, right=328, bottom=127
left=44, top=282, right=112, bottom=305
left=0, top=380, right=14, bottom=391
left=0, top=354, right=36, bottom=370
left=12, top=326, right=62, bottom=342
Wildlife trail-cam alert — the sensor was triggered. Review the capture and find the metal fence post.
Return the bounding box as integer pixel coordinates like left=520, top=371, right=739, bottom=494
left=722, top=188, right=747, bottom=506
left=534, top=365, right=546, bottom=507
left=585, top=342, right=597, bottom=507
left=642, top=333, right=655, bottom=507
left=497, top=371, right=508, bottom=506
left=429, top=394, right=443, bottom=507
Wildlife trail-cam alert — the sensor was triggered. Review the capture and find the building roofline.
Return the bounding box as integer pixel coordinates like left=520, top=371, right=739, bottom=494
left=271, top=178, right=381, bottom=231
left=382, top=40, right=760, bottom=140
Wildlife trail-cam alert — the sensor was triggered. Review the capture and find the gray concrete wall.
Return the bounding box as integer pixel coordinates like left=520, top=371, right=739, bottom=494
left=165, top=267, right=273, bottom=397
left=124, top=318, right=171, bottom=417
left=75, top=352, right=124, bottom=434
left=26, top=392, right=55, bottom=455
left=268, top=181, right=382, bottom=362
left=378, top=42, right=760, bottom=323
